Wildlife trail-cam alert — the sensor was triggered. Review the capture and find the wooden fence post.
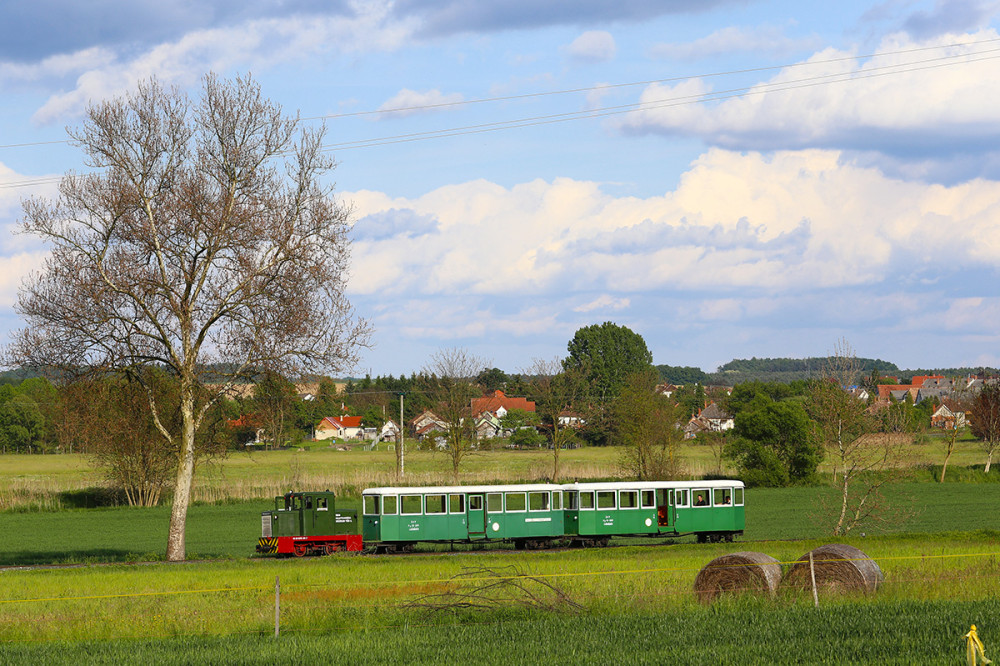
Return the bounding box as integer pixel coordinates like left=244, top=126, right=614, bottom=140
left=809, top=552, right=819, bottom=607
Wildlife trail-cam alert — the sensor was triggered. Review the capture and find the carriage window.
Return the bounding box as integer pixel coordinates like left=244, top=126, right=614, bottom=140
left=317, top=497, right=329, bottom=511
left=401, top=495, right=423, bottom=515
left=564, top=491, right=579, bottom=510
left=674, top=489, right=688, bottom=507
left=693, top=489, right=710, bottom=507
left=641, top=490, right=655, bottom=508
left=425, top=494, right=447, bottom=514
left=450, top=494, right=465, bottom=513
left=714, top=489, right=732, bottom=506
left=487, top=493, right=503, bottom=512
left=552, top=492, right=562, bottom=510
left=580, top=491, right=594, bottom=510
left=363, top=496, right=379, bottom=515
left=383, top=495, right=398, bottom=515
left=733, top=488, right=744, bottom=506
left=619, top=490, right=638, bottom=509
left=597, top=491, right=616, bottom=509
left=529, top=492, right=550, bottom=511
left=505, top=492, right=527, bottom=512
left=469, top=495, right=483, bottom=511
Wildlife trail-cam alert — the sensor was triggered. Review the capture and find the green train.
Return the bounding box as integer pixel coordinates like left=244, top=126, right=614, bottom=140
left=257, top=480, right=744, bottom=556
left=362, top=480, right=744, bottom=552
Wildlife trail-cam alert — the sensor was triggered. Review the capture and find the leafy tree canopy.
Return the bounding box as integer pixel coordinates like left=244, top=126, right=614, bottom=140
left=563, top=322, right=653, bottom=399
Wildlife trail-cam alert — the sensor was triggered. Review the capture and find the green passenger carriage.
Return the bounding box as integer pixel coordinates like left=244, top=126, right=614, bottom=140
left=362, top=484, right=566, bottom=551
left=562, top=480, right=745, bottom=544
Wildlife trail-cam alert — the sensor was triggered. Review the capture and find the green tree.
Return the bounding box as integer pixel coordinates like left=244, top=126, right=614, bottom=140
left=614, top=370, right=685, bottom=480
left=425, top=348, right=488, bottom=481
left=526, top=358, right=587, bottom=481
left=477, top=368, right=510, bottom=393
left=727, top=399, right=820, bottom=487
left=563, top=322, right=653, bottom=400
left=5, top=75, right=371, bottom=560
left=253, top=371, right=300, bottom=448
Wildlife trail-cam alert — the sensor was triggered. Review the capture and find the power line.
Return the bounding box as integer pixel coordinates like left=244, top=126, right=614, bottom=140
left=1, top=36, right=998, bottom=154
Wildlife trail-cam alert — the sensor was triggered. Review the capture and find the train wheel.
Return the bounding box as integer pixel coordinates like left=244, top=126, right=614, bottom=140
left=293, top=544, right=308, bottom=557
left=324, top=543, right=340, bottom=555
left=598, top=537, right=611, bottom=548
left=514, top=539, right=527, bottom=551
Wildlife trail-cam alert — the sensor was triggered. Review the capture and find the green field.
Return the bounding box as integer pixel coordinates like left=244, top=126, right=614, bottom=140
left=4, top=440, right=1000, bottom=663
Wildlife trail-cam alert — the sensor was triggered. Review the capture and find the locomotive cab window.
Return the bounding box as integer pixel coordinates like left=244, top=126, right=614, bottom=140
left=713, top=489, right=732, bottom=506
left=450, top=494, right=464, bottom=513
left=401, top=495, right=422, bottom=515
left=693, top=490, right=710, bottom=507
left=619, top=490, right=638, bottom=509
left=529, top=491, right=549, bottom=511
left=426, top=494, right=447, bottom=514
left=597, top=491, right=616, bottom=510
left=383, top=495, right=398, bottom=515
left=304, top=496, right=313, bottom=510
left=580, top=491, right=595, bottom=510
left=363, top=496, right=379, bottom=515
left=487, top=493, right=503, bottom=512
left=317, top=497, right=328, bottom=511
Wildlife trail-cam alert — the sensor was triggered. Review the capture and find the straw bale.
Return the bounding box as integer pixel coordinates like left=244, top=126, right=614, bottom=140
left=693, top=551, right=782, bottom=603
left=783, top=544, right=883, bottom=594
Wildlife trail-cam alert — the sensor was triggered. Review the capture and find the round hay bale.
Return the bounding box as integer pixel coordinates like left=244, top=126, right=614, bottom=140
left=693, top=551, right=782, bottom=603
left=783, top=544, right=884, bottom=594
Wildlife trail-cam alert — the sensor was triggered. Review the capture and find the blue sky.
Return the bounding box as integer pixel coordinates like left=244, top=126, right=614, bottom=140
left=3, top=0, right=1000, bottom=377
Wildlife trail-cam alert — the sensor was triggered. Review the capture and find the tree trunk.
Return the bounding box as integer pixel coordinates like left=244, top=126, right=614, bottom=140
left=166, top=386, right=197, bottom=562
left=986, top=447, right=994, bottom=474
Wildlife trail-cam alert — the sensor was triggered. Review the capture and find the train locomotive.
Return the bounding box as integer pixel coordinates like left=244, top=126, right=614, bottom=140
left=257, top=479, right=745, bottom=555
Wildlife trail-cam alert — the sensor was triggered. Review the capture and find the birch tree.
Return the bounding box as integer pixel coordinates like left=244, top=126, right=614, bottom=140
left=5, top=74, right=370, bottom=560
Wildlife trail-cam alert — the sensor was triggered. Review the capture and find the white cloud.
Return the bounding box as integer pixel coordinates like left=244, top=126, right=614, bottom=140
left=621, top=30, right=1000, bottom=155
left=376, top=88, right=465, bottom=119
left=574, top=295, right=631, bottom=313
left=346, top=148, right=1000, bottom=302
left=566, top=30, right=617, bottom=63
left=649, top=24, right=821, bottom=60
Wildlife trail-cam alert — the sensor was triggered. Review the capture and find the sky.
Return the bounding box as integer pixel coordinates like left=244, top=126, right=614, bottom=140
left=3, top=0, right=1000, bottom=377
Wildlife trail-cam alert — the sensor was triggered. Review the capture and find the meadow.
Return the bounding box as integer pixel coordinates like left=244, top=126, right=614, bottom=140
left=3, top=435, right=1000, bottom=662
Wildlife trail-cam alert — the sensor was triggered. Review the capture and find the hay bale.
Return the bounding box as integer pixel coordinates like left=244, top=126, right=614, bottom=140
left=783, top=544, right=884, bottom=594
left=693, top=551, right=782, bottom=603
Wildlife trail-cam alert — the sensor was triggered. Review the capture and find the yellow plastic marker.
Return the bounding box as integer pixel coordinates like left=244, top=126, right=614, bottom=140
left=966, top=624, right=992, bottom=666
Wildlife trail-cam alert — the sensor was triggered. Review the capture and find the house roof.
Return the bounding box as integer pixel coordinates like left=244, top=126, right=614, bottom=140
left=318, top=415, right=362, bottom=430
left=471, top=390, right=536, bottom=417
left=699, top=402, right=731, bottom=421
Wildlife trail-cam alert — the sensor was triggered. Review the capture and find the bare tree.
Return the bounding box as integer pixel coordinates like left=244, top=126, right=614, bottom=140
left=970, top=383, right=1000, bottom=473
left=424, top=348, right=488, bottom=481
left=525, top=358, right=586, bottom=482
left=5, top=75, right=370, bottom=560
left=809, top=340, right=911, bottom=536
left=614, top=369, right=685, bottom=480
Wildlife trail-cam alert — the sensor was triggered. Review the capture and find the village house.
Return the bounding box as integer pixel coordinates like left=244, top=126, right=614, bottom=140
left=315, top=415, right=364, bottom=440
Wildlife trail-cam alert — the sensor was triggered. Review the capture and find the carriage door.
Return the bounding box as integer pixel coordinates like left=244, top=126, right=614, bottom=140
left=468, top=494, right=486, bottom=535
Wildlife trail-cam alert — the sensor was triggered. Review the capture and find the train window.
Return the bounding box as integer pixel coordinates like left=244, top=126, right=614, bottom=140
left=450, top=494, right=465, bottom=513
left=304, top=497, right=313, bottom=510
left=383, top=496, right=398, bottom=515
left=425, top=494, right=447, bottom=514
left=713, top=489, right=732, bottom=506
left=317, top=497, right=329, bottom=511
left=469, top=495, right=483, bottom=511
left=580, top=491, right=594, bottom=510
left=505, top=492, right=526, bottom=512
left=363, top=496, right=379, bottom=515
left=597, top=491, right=616, bottom=510
left=693, top=490, right=710, bottom=507
left=619, top=490, right=638, bottom=509
left=487, top=493, right=503, bottom=512
left=552, top=492, right=562, bottom=511
left=529, top=492, right=550, bottom=511
left=292, top=496, right=302, bottom=510
left=674, top=489, right=688, bottom=507
left=563, top=491, right=578, bottom=510
left=734, top=488, right=744, bottom=506
left=641, top=490, right=655, bottom=508
left=401, top=495, right=422, bottom=515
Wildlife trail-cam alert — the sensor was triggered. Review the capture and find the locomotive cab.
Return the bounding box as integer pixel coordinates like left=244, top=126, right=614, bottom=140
left=257, top=491, right=362, bottom=556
